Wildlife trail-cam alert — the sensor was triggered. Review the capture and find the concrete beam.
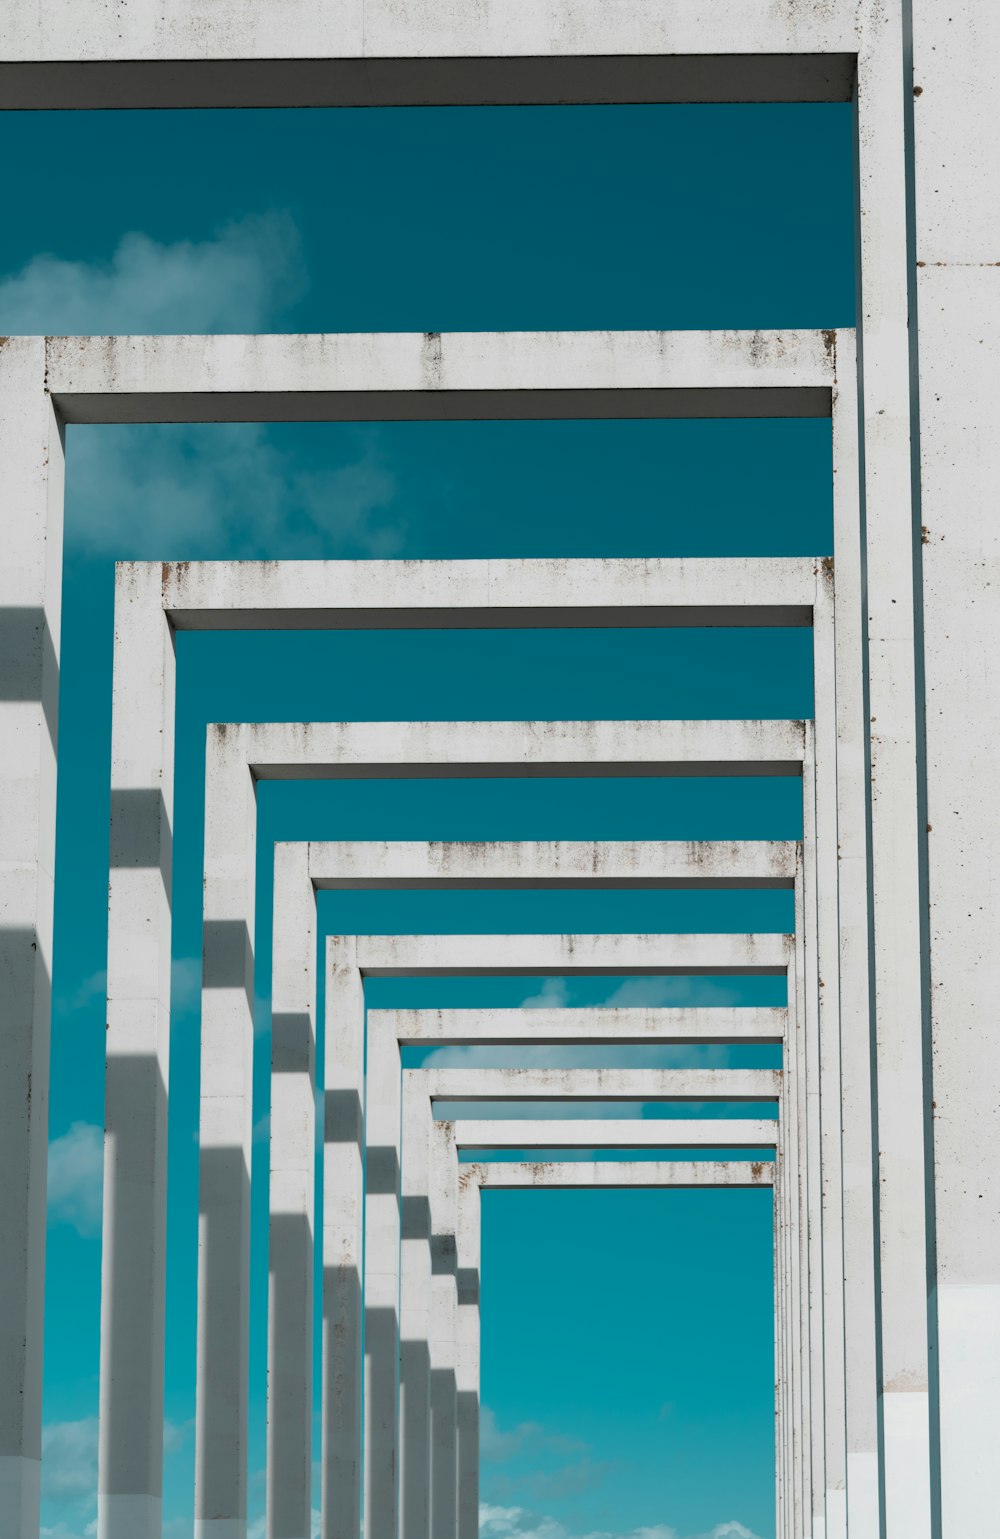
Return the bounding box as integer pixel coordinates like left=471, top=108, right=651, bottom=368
left=0, top=0, right=859, bottom=109
left=242, top=717, right=809, bottom=780
left=451, top=1120, right=777, bottom=1149
left=44, top=330, right=837, bottom=426
left=469, top=1159, right=775, bottom=1188
left=420, top=1067, right=781, bottom=1104
left=371, top=1005, right=786, bottom=1045
left=347, top=930, right=791, bottom=977
left=306, top=838, right=798, bottom=891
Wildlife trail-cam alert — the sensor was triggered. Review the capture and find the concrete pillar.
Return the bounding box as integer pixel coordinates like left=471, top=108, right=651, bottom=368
left=910, top=3, right=1000, bottom=1528
left=857, top=5, right=936, bottom=1532
left=364, top=1002, right=402, bottom=1539
left=783, top=890, right=806, bottom=1538
left=0, top=336, right=64, bottom=1539
left=100, top=562, right=176, bottom=1539
left=196, top=724, right=257, bottom=1539
left=454, top=1175, right=480, bottom=1539
left=322, top=937, right=365, bottom=1539
left=812, top=570, right=848, bottom=1539
left=428, top=1119, right=458, bottom=1539
left=800, top=794, right=825, bottom=1539
left=400, top=1058, right=433, bottom=1539
left=830, top=329, right=881, bottom=1539
left=269, top=842, right=315, bottom=1539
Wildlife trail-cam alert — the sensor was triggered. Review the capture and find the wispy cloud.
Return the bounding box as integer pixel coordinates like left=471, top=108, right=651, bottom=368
left=41, top=1419, right=99, bottom=1505
left=479, top=1503, right=764, bottom=1539
left=47, top=1123, right=103, bottom=1237
left=66, top=421, right=405, bottom=558
left=481, top=1408, right=586, bottom=1462
left=41, top=1416, right=190, bottom=1532
left=0, top=210, right=304, bottom=335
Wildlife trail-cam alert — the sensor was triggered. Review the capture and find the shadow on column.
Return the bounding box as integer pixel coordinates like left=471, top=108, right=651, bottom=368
left=270, top=1211, right=314, bottom=1539
left=197, top=1144, right=251, bottom=1524
left=401, top=1192, right=433, bottom=1539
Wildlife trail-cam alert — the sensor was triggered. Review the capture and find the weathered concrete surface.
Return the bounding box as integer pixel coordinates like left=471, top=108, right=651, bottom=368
left=419, top=1066, right=781, bottom=1103
left=43, top=330, right=836, bottom=424
left=373, top=1005, right=787, bottom=1044
left=346, top=929, right=791, bottom=977
left=450, top=1120, right=778, bottom=1149
left=306, top=837, right=799, bottom=890
left=856, top=2, right=933, bottom=1531
left=0, top=2, right=857, bottom=108
left=466, top=1159, right=776, bottom=1188
left=236, top=716, right=810, bottom=779
left=0, top=337, right=63, bottom=1539
left=912, top=4, right=1000, bottom=1531
left=100, top=564, right=176, bottom=1539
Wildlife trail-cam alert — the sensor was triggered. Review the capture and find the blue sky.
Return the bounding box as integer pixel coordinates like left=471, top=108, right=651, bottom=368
left=0, top=103, right=854, bottom=1539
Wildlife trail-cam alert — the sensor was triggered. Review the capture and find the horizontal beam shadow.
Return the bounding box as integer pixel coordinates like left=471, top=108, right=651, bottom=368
left=0, top=54, right=858, bottom=111
left=314, top=876, right=795, bottom=891
left=257, top=760, right=806, bottom=780
left=171, top=604, right=814, bottom=631
left=54, top=386, right=832, bottom=426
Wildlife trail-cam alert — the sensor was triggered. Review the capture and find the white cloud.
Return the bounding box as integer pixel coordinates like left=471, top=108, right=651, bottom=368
left=478, top=1503, right=764, bottom=1539
left=41, top=1418, right=98, bottom=1504
left=0, top=211, right=304, bottom=335
left=603, top=979, right=745, bottom=1009
left=519, top=979, right=571, bottom=1008
left=66, top=420, right=405, bottom=558
left=480, top=1408, right=585, bottom=1463
left=42, top=1416, right=190, bottom=1525
left=47, top=1123, right=103, bottom=1237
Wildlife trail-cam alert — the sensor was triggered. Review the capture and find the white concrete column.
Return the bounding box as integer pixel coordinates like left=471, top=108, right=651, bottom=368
left=799, top=805, right=825, bottom=1539
left=454, top=1173, right=480, bottom=1539
left=322, top=936, right=365, bottom=1539
left=364, top=999, right=402, bottom=1539
left=428, top=1119, right=458, bottom=1539
left=856, top=8, right=934, bottom=1531
left=911, top=3, right=1000, bottom=1525
left=812, top=577, right=848, bottom=1539
left=0, top=336, right=64, bottom=1539
left=196, top=724, right=257, bottom=1539
left=830, top=329, right=881, bottom=1539
left=269, top=842, right=315, bottom=1539
left=400, top=1069, right=432, bottom=1539
left=783, top=925, right=805, bottom=1538
left=99, top=562, right=176, bottom=1539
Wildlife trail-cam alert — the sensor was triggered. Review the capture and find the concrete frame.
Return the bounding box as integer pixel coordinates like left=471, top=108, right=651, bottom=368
left=0, top=324, right=873, bottom=1539
left=320, top=930, right=797, bottom=1539
left=193, top=720, right=814, bottom=1539
left=371, top=1013, right=784, bottom=1539
left=0, top=48, right=941, bottom=1514
left=0, top=336, right=879, bottom=1539
left=452, top=1154, right=779, bottom=1539
left=2, top=0, right=978, bottom=1520
left=2, top=353, right=849, bottom=1539
left=176, top=560, right=854, bottom=1539
left=157, top=573, right=850, bottom=1539
left=285, top=852, right=802, bottom=1539
left=196, top=727, right=829, bottom=1539
left=394, top=1061, right=782, bottom=1539
left=196, top=721, right=807, bottom=1539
